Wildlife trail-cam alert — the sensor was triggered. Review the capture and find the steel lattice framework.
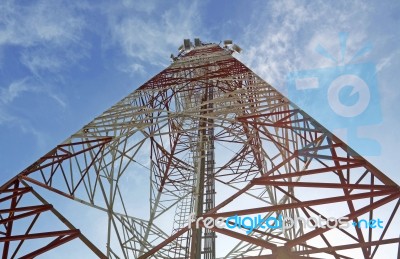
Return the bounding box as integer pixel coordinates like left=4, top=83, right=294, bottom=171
left=1, top=40, right=399, bottom=258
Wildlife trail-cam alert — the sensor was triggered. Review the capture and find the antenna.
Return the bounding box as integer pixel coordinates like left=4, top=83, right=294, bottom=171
left=194, top=38, right=201, bottom=47
left=183, top=39, right=191, bottom=50
left=232, top=44, right=242, bottom=53
left=224, top=39, right=233, bottom=46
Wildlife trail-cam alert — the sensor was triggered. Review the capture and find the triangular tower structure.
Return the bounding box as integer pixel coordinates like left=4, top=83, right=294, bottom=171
left=1, top=39, right=399, bottom=258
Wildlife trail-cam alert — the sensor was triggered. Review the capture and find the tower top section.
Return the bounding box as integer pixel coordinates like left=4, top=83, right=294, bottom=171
left=170, top=38, right=242, bottom=62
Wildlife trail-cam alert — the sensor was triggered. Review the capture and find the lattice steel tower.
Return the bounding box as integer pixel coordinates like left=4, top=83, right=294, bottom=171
left=1, top=39, right=399, bottom=258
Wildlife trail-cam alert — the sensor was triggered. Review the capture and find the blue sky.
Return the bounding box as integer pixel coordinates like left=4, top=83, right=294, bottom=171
left=1, top=0, right=400, bottom=206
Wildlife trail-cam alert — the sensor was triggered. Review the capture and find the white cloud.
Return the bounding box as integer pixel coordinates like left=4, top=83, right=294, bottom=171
left=0, top=0, right=84, bottom=47
left=0, top=78, right=33, bottom=104
left=0, top=77, right=66, bottom=145
left=0, top=0, right=86, bottom=153
left=0, top=0, right=88, bottom=130
left=0, top=109, right=12, bottom=125
left=121, top=0, right=157, bottom=14
left=376, top=50, right=400, bottom=73
left=0, top=0, right=88, bottom=76
left=120, top=63, right=146, bottom=75
left=20, top=50, right=64, bottom=76
left=237, top=0, right=372, bottom=90
left=48, top=92, right=67, bottom=108
left=0, top=77, right=66, bottom=107
left=103, top=1, right=202, bottom=70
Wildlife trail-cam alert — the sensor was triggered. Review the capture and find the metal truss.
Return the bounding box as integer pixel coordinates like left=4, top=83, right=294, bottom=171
left=1, top=40, right=399, bottom=258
